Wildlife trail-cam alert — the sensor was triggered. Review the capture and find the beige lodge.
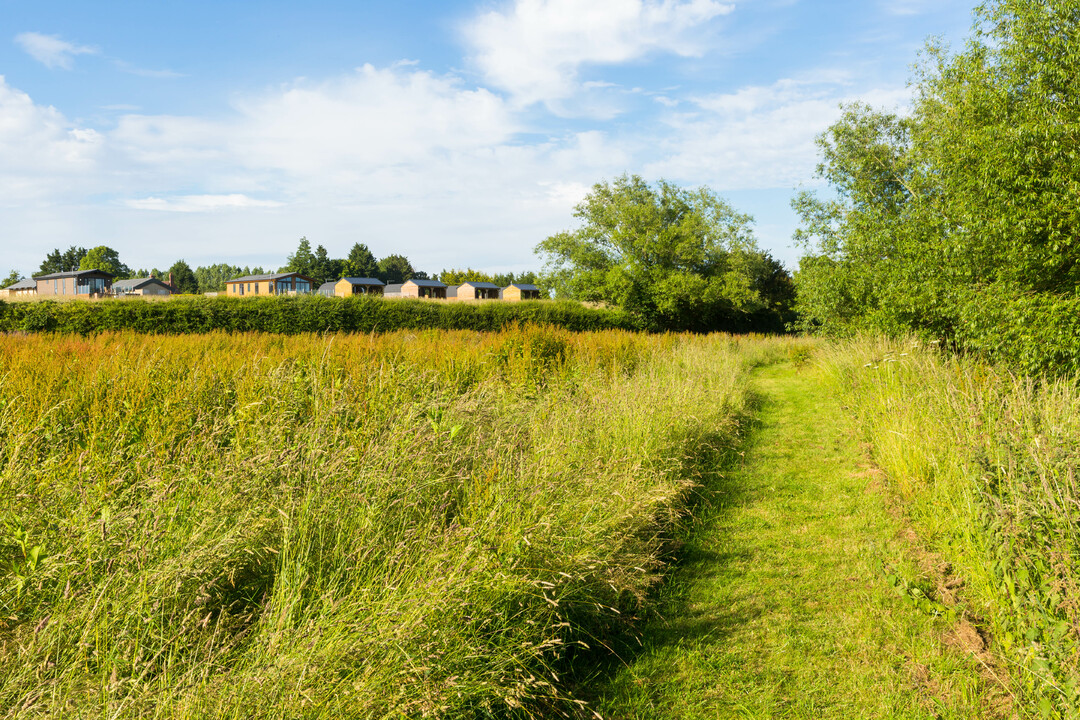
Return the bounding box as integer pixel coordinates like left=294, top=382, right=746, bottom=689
left=34, top=270, right=114, bottom=297
left=225, top=272, right=315, bottom=297
left=447, top=281, right=500, bottom=300
left=384, top=279, right=448, bottom=299
left=500, top=283, right=542, bottom=301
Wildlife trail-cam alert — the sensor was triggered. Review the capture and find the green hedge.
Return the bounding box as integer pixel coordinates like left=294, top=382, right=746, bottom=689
left=0, top=296, right=644, bottom=335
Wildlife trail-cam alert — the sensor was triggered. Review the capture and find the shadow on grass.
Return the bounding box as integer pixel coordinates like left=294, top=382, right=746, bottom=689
left=560, top=384, right=773, bottom=707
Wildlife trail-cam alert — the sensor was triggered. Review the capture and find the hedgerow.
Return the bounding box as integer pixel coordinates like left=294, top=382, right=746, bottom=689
left=0, top=296, right=643, bottom=335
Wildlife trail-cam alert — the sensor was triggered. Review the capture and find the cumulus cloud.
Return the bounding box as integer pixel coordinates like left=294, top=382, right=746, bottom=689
left=14, top=32, right=98, bottom=69
left=0, top=55, right=915, bottom=275
left=643, top=78, right=913, bottom=190
left=0, top=75, right=102, bottom=204
left=464, top=0, right=733, bottom=106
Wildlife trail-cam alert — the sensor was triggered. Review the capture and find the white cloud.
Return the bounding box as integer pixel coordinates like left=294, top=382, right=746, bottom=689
left=0, top=58, right=915, bottom=277
left=125, top=194, right=284, bottom=213
left=643, top=78, right=912, bottom=190
left=0, top=67, right=626, bottom=273
left=464, top=0, right=733, bottom=106
left=14, top=32, right=98, bottom=69
left=0, top=75, right=102, bottom=204
left=230, top=64, right=517, bottom=175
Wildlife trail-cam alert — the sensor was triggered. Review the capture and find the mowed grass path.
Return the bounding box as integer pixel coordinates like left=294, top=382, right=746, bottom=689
left=590, top=360, right=999, bottom=719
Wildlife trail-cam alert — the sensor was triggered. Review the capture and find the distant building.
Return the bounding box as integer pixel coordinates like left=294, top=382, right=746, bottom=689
left=34, top=270, right=114, bottom=297
left=225, top=272, right=314, bottom=297
left=113, top=277, right=175, bottom=296
left=1, top=278, right=37, bottom=298
left=384, top=278, right=447, bottom=299
left=500, top=283, right=542, bottom=301
left=447, top=281, right=500, bottom=300
left=334, top=277, right=385, bottom=297
left=317, top=281, right=337, bottom=297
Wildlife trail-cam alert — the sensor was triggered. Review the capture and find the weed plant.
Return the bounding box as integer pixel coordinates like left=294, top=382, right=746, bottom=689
left=820, top=339, right=1080, bottom=718
left=0, top=327, right=768, bottom=718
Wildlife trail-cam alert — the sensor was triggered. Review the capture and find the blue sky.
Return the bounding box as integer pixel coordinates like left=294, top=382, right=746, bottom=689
left=1, top=0, right=977, bottom=277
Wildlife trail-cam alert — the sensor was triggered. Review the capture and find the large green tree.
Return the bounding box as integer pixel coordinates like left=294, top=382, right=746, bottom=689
left=377, top=255, right=415, bottom=284
left=795, top=0, right=1080, bottom=337
left=79, top=246, right=130, bottom=279
left=344, top=243, right=379, bottom=278
left=535, top=174, right=783, bottom=331
left=282, top=237, right=316, bottom=277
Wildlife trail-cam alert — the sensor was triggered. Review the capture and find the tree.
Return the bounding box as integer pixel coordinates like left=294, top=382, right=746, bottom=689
left=535, top=174, right=770, bottom=331
left=282, top=237, right=316, bottom=277
left=793, top=0, right=1080, bottom=337
left=377, top=255, right=415, bottom=284
left=2, top=270, right=23, bottom=288
left=168, top=260, right=199, bottom=294
left=79, top=246, right=130, bottom=278
left=345, top=243, right=379, bottom=278
left=307, top=244, right=344, bottom=287
left=37, top=246, right=87, bottom=275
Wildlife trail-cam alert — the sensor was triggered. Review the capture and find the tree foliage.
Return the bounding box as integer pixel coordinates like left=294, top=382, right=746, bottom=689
left=168, top=260, right=199, bottom=294
left=536, top=174, right=791, bottom=331
left=795, top=0, right=1080, bottom=343
left=282, top=237, right=316, bottom=277
left=2, top=270, right=23, bottom=288
left=37, top=247, right=87, bottom=276
left=377, top=255, right=415, bottom=284
left=439, top=268, right=496, bottom=285
left=193, top=264, right=243, bottom=293
left=345, top=243, right=379, bottom=279
left=79, top=246, right=130, bottom=279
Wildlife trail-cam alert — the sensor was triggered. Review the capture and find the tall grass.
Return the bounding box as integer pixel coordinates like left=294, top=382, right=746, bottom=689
left=0, top=327, right=777, bottom=718
left=820, top=339, right=1080, bottom=718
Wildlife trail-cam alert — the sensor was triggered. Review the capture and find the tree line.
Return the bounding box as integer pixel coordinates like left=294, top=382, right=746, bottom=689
left=3, top=240, right=550, bottom=296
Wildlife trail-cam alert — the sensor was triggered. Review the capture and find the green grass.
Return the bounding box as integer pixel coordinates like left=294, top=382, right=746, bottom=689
left=0, top=328, right=790, bottom=718
left=818, top=338, right=1080, bottom=718
left=589, top=358, right=999, bottom=719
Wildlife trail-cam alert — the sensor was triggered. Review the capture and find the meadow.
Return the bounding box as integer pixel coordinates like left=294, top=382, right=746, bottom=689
left=0, top=327, right=789, bottom=718
left=4, top=327, right=1079, bottom=719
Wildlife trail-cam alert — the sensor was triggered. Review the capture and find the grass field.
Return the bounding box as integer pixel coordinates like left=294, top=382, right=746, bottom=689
left=3, top=329, right=1076, bottom=718
left=0, top=328, right=790, bottom=718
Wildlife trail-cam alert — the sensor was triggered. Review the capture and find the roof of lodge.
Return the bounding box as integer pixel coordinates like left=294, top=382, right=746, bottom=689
left=113, top=277, right=174, bottom=292
left=506, top=283, right=540, bottom=291
left=405, top=278, right=447, bottom=287
left=34, top=269, right=115, bottom=280
left=457, top=281, right=500, bottom=289
left=317, top=281, right=337, bottom=294
left=3, top=278, right=37, bottom=290
left=339, top=277, right=384, bottom=285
